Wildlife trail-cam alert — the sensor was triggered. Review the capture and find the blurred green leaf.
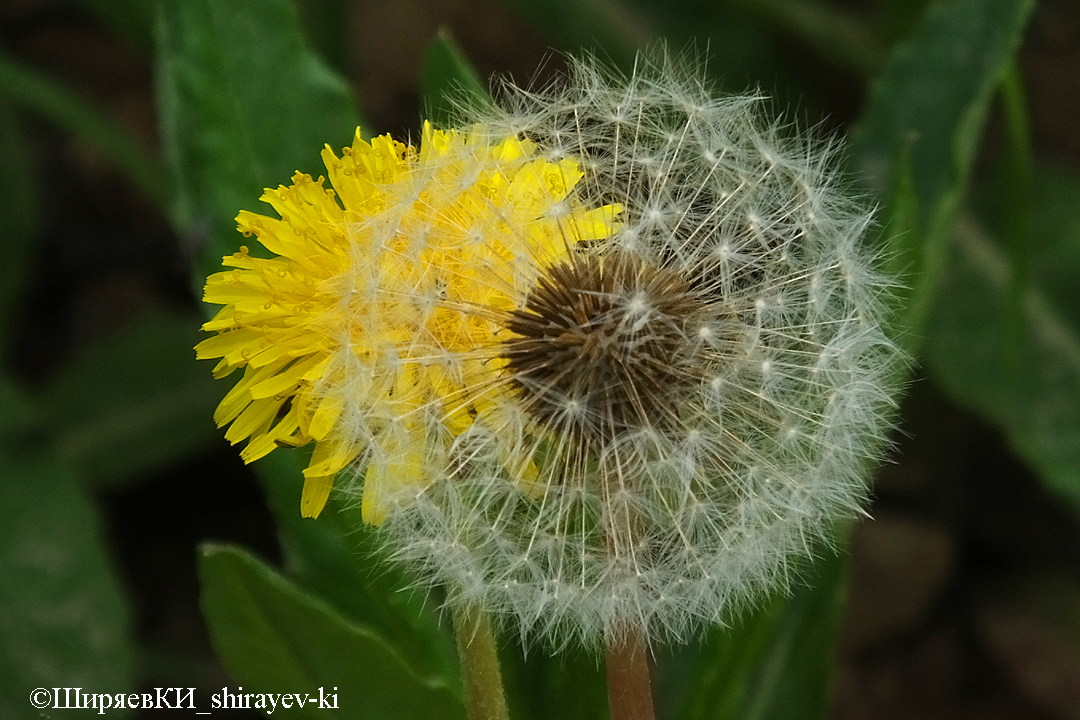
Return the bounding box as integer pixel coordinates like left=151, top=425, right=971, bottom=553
left=0, top=101, right=38, bottom=350
left=878, top=141, right=920, bottom=292
left=876, top=0, right=934, bottom=47
left=420, top=28, right=490, bottom=128
left=925, top=169, right=1080, bottom=512
left=76, top=0, right=155, bottom=51
left=0, top=454, right=133, bottom=720
left=254, top=449, right=460, bottom=695
left=0, top=50, right=166, bottom=207
left=667, top=547, right=850, bottom=720
left=198, top=543, right=466, bottom=720
left=40, top=312, right=222, bottom=488
left=1020, top=172, right=1080, bottom=334
left=154, top=0, right=366, bottom=280
left=852, top=0, right=1034, bottom=348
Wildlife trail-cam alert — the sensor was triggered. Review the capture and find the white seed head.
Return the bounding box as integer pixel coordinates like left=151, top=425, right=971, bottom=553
left=345, top=50, right=904, bottom=648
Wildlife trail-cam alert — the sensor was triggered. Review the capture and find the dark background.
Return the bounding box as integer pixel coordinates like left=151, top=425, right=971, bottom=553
left=2, top=0, right=1079, bottom=718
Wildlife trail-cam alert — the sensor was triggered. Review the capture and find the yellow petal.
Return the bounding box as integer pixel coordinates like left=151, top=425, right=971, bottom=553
left=240, top=406, right=301, bottom=463
left=213, top=359, right=289, bottom=426
left=303, top=438, right=357, bottom=477
left=573, top=203, right=624, bottom=241
left=224, top=396, right=284, bottom=444
left=239, top=211, right=322, bottom=265
left=300, top=475, right=333, bottom=518
left=211, top=357, right=238, bottom=379
left=361, top=446, right=424, bottom=526
left=248, top=354, right=323, bottom=400
left=308, top=394, right=344, bottom=441
left=194, top=327, right=263, bottom=360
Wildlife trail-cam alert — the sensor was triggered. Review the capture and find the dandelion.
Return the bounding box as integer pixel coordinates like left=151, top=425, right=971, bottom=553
left=196, top=123, right=619, bottom=520
left=197, top=49, right=902, bottom=666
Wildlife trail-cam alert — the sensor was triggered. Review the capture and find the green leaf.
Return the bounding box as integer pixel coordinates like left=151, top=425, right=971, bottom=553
left=0, top=454, right=133, bottom=720
left=198, top=543, right=466, bottom=720
left=154, top=0, right=366, bottom=280
left=0, top=50, right=166, bottom=207
left=253, top=449, right=461, bottom=694
left=0, top=101, right=38, bottom=350
left=925, top=169, right=1080, bottom=512
left=666, top=546, right=850, bottom=720
left=420, top=28, right=490, bottom=128
left=876, top=0, right=934, bottom=46
left=851, top=0, right=1035, bottom=347
left=40, top=312, right=223, bottom=488
left=878, top=141, right=920, bottom=300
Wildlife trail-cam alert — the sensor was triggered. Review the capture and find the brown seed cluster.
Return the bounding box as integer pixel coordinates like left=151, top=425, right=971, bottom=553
left=501, top=250, right=707, bottom=443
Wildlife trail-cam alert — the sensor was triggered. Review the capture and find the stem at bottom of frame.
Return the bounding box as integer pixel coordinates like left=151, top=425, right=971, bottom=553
left=454, top=602, right=510, bottom=720
left=606, top=625, right=656, bottom=720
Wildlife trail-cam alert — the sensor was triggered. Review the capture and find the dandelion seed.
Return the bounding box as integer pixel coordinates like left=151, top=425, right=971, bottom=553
left=198, top=50, right=904, bottom=649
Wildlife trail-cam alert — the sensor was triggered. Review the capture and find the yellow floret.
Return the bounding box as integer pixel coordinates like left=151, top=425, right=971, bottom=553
left=197, top=123, right=621, bottom=522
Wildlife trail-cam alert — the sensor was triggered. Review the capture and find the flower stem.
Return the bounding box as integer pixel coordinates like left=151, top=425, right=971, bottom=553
left=454, top=603, right=510, bottom=720
left=605, top=626, right=656, bottom=720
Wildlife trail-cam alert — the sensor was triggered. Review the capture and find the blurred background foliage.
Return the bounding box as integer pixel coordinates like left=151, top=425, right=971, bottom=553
left=1, top=0, right=1079, bottom=718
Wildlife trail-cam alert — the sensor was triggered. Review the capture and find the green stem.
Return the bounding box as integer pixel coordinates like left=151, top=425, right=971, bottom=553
left=606, top=627, right=655, bottom=720
left=454, top=603, right=510, bottom=720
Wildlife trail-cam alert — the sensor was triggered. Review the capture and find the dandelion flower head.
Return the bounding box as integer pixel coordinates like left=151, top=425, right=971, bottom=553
left=198, top=52, right=903, bottom=647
